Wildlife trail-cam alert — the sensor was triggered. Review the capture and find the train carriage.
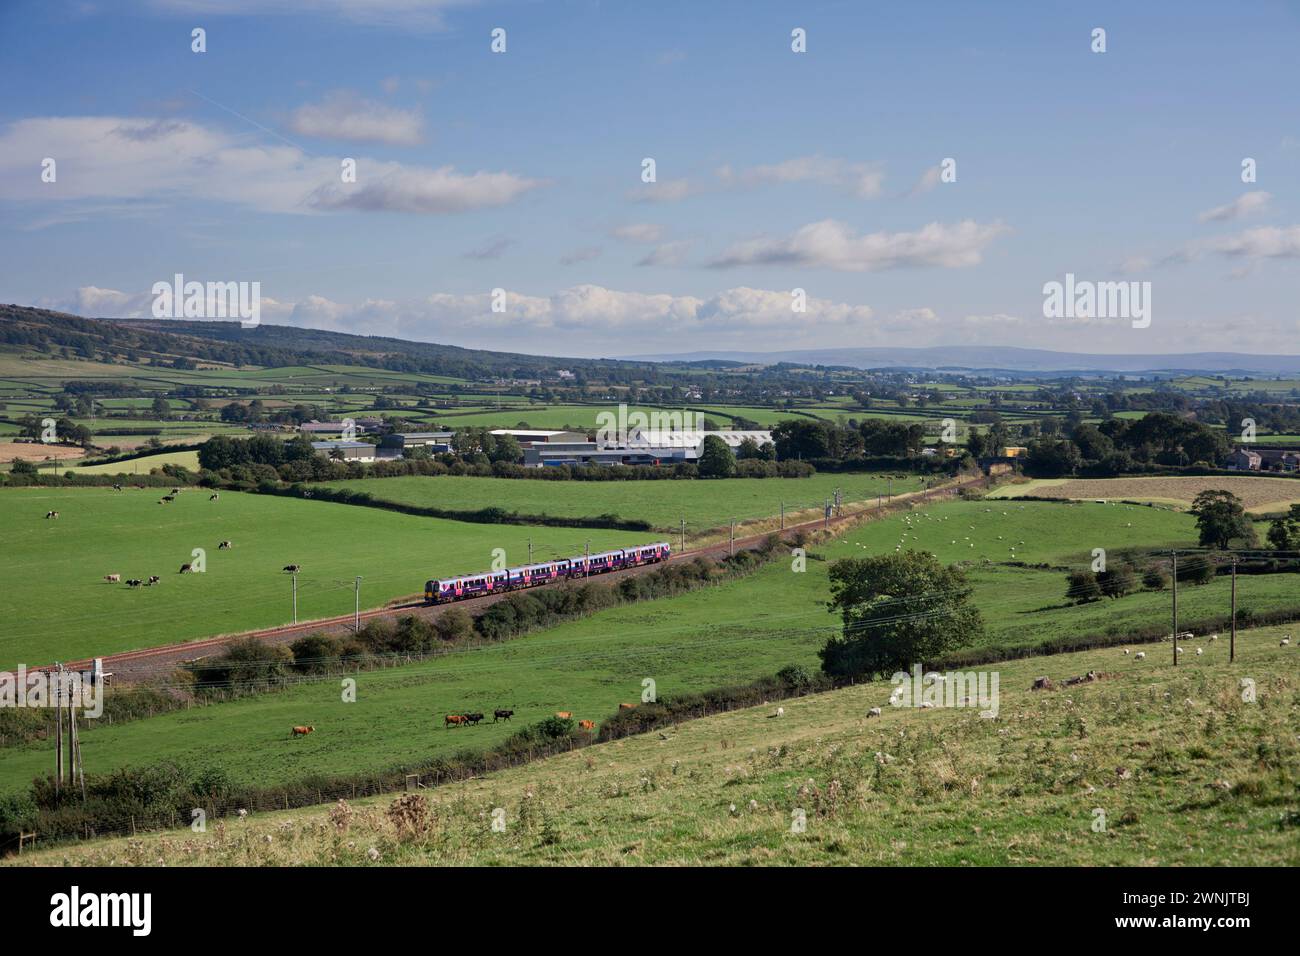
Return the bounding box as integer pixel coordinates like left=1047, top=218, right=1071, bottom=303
left=425, top=541, right=671, bottom=604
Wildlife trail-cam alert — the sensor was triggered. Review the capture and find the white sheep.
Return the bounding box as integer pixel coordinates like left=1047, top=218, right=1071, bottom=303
left=1176, top=646, right=1184, bottom=655
left=775, top=706, right=784, bottom=717
left=867, top=707, right=882, bottom=718
left=1209, top=633, right=1218, bottom=641
left=1282, top=637, right=1291, bottom=646
left=1135, top=652, right=1146, bottom=660
left=1123, top=648, right=1130, bottom=655
left=1196, top=648, right=1203, bottom=656
left=920, top=701, right=935, bottom=709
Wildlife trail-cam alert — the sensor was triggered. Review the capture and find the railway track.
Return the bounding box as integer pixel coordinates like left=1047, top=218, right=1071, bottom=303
left=41, top=475, right=988, bottom=683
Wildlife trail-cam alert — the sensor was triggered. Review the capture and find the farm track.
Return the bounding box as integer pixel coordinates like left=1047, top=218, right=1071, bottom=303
left=47, top=474, right=989, bottom=683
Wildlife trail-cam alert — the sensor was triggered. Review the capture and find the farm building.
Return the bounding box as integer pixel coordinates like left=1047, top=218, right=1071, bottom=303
left=489, top=429, right=589, bottom=444
left=374, top=431, right=454, bottom=459
left=523, top=441, right=693, bottom=468
left=299, top=420, right=366, bottom=435
left=310, top=440, right=375, bottom=462
left=618, top=428, right=774, bottom=452
left=1229, top=447, right=1262, bottom=471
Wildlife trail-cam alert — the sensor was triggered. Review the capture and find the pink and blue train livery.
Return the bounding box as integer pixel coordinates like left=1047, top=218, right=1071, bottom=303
left=424, top=542, right=671, bottom=604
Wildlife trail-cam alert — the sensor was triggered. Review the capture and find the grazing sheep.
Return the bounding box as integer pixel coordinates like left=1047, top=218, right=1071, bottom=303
left=1176, top=646, right=1184, bottom=655
left=1196, top=648, right=1203, bottom=656
left=209, top=493, right=220, bottom=501
left=1135, top=652, right=1146, bottom=660
left=867, top=707, right=882, bottom=718
left=283, top=564, right=302, bottom=573
left=178, top=563, right=193, bottom=573
left=920, top=701, right=935, bottom=709
left=1122, top=648, right=1129, bottom=655
left=104, top=573, right=120, bottom=583
left=218, top=540, right=232, bottom=550
left=1282, top=637, right=1291, bottom=646
left=1209, top=634, right=1219, bottom=641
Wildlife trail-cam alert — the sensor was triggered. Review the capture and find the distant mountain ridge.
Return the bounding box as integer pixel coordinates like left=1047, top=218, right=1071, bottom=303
left=619, top=346, right=1300, bottom=376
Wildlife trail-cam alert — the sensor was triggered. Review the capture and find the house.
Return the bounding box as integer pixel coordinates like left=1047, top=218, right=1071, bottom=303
left=1000, top=446, right=1029, bottom=458
left=1230, top=447, right=1262, bottom=471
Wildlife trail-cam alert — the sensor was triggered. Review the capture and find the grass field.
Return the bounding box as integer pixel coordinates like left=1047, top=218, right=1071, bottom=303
left=12, top=628, right=1298, bottom=866
left=988, top=475, right=1300, bottom=513
left=0, top=487, right=654, bottom=667
left=7, top=497, right=1295, bottom=801
left=320, top=472, right=911, bottom=533
left=72, top=450, right=201, bottom=475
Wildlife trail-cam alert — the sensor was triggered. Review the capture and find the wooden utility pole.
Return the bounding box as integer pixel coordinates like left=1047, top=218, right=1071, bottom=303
left=729, top=520, right=735, bottom=557
left=779, top=501, right=784, bottom=531
left=679, top=518, right=685, bottom=553
left=54, top=664, right=63, bottom=800
left=353, top=576, right=362, bottom=633
left=291, top=571, right=298, bottom=625
left=527, top=537, right=533, bottom=565
left=1171, top=551, right=1178, bottom=667
left=1230, top=555, right=1237, bottom=663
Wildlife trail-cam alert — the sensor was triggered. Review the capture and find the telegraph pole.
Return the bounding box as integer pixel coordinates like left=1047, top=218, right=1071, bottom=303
left=585, top=540, right=590, bottom=578
left=353, top=576, right=362, bottom=633
left=54, top=664, right=63, bottom=800
left=527, top=537, right=533, bottom=565
left=779, top=501, right=784, bottom=531
left=1230, top=555, right=1237, bottom=663
left=1171, top=551, right=1178, bottom=666
left=729, top=520, right=735, bottom=557
left=291, top=571, right=298, bottom=625
left=679, top=517, right=685, bottom=553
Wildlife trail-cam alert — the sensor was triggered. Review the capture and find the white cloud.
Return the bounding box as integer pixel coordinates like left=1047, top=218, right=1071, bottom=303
left=462, top=237, right=512, bottom=259
left=715, top=156, right=885, bottom=199
left=559, top=246, right=602, bottom=266
left=906, top=165, right=942, bottom=197
left=141, top=0, right=474, bottom=29
left=625, top=178, right=696, bottom=203
left=0, top=116, right=542, bottom=217
left=1196, top=191, right=1271, bottom=223
left=1202, top=225, right=1300, bottom=259
left=608, top=223, right=664, bottom=243
left=711, top=219, right=1010, bottom=272
left=636, top=240, right=695, bottom=267
left=288, top=91, right=424, bottom=145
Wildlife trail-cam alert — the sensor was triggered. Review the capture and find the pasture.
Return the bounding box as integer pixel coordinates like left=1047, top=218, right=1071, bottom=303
left=319, top=472, right=909, bottom=533
left=11, top=629, right=1298, bottom=866
left=0, top=487, right=654, bottom=667
left=988, top=475, right=1300, bottom=513
left=72, top=450, right=201, bottom=475
left=7, top=498, right=1293, bottom=801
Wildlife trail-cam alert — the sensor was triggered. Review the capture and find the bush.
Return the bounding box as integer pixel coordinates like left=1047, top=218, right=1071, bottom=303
left=434, top=607, right=474, bottom=642
left=1067, top=569, right=1102, bottom=603
left=1142, top=565, right=1170, bottom=590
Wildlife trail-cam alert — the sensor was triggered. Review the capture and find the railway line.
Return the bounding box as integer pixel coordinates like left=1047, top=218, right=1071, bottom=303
left=45, top=475, right=987, bottom=683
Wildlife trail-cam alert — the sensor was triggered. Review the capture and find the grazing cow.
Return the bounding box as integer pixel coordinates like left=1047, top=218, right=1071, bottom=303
left=444, top=714, right=468, bottom=728
left=291, top=725, right=315, bottom=737
left=112, top=484, right=123, bottom=491
left=493, top=709, right=514, bottom=722
left=283, top=564, right=301, bottom=573
left=104, top=574, right=121, bottom=583
left=577, top=720, right=595, bottom=731
left=218, top=540, right=232, bottom=550
left=178, top=563, right=193, bottom=573
left=45, top=511, right=59, bottom=519
left=618, top=702, right=636, bottom=710
left=209, top=493, right=220, bottom=501
left=171, top=488, right=181, bottom=495
left=126, top=579, right=142, bottom=588
left=160, top=496, right=174, bottom=503
left=555, top=711, right=572, bottom=719
left=147, top=575, right=160, bottom=586
left=464, top=713, right=485, bottom=725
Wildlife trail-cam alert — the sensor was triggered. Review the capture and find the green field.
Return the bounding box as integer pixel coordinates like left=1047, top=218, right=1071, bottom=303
left=12, top=628, right=1298, bottom=866
left=0, top=487, right=654, bottom=667
left=320, top=472, right=911, bottom=532
left=6, top=497, right=1294, bottom=799
left=72, top=450, right=201, bottom=475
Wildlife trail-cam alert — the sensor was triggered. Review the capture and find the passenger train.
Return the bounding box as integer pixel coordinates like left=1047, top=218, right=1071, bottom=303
left=424, top=541, right=672, bottom=604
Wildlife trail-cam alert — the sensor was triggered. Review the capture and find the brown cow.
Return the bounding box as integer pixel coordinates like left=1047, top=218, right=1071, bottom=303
left=291, top=725, right=315, bottom=737
left=577, top=720, right=595, bottom=731
left=555, top=711, right=572, bottom=719
left=444, top=714, right=468, bottom=728
left=618, top=702, right=636, bottom=710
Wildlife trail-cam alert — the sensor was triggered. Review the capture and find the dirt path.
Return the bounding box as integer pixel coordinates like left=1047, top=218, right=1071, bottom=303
left=50, top=474, right=989, bottom=683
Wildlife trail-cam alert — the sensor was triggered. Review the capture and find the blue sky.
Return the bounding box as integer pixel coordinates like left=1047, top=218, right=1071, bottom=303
left=1, top=0, right=1297, bottom=357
